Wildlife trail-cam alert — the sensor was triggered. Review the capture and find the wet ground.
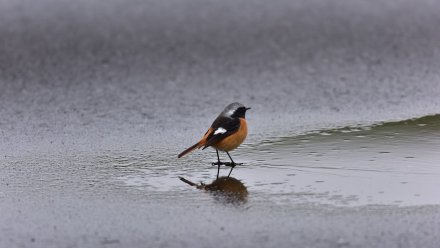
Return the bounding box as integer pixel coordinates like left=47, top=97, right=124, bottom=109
left=1, top=0, right=440, bottom=247
left=2, top=125, right=440, bottom=248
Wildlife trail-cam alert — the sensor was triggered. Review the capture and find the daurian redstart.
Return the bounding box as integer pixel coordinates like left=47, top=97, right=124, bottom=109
left=178, top=102, right=250, bottom=178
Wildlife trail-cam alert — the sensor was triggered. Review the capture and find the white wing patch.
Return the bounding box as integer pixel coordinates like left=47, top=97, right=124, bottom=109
left=214, top=127, right=227, bottom=135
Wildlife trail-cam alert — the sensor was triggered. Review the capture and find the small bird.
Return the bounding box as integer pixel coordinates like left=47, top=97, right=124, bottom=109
left=178, top=102, right=250, bottom=178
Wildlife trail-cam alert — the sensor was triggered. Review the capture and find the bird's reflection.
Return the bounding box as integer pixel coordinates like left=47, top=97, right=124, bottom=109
left=179, top=176, right=248, bottom=204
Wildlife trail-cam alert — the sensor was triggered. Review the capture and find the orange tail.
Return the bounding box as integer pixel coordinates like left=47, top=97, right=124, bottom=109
left=178, top=142, right=202, bottom=158
left=178, top=128, right=213, bottom=158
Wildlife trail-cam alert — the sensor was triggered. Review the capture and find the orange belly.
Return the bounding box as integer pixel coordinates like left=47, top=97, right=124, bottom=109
left=213, top=118, right=247, bottom=152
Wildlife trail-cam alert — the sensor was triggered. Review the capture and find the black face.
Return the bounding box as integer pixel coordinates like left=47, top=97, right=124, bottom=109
left=231, top=106, right=250, bottom=119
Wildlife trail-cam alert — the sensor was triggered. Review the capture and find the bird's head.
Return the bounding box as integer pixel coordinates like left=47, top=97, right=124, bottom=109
left=221, top=102, right=251, bottom=119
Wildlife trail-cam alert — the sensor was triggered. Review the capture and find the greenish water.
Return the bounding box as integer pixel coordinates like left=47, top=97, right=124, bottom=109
left=241, top=115, right=440, bottom=206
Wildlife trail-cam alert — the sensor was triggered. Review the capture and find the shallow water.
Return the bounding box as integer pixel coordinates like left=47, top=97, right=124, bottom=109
left=245, top=115, right=440, bottom=206
left=1, top=0, right=440, bottom=247
left=6, top=115, right=437, bottom=208
left=2, top=117, right=440, bottom=247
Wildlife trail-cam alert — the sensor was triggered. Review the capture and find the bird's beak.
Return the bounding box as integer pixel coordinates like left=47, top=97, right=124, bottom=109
left=246, top=107, right=251, bottom=110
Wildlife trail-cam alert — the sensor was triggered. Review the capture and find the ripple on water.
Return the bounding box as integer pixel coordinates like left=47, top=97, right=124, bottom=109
left=26, top=115, right=438, bottom=207
left=240, top=114, right=440, bottom=206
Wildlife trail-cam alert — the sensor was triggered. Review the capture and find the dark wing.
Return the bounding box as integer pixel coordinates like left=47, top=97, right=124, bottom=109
left=202, top=117, right=240, bottom=149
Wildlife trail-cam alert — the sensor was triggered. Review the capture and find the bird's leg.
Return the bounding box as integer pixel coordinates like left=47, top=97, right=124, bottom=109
left=212, top=149, right=227, bottom=179
left=216, top=149, right=221, bottom=179
left=225, top=152, right=243, bottom=177
left=211, top=149, right=224, bottom=166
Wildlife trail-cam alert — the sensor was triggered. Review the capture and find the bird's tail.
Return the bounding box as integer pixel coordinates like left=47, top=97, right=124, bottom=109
left=178, top=142, right=202, bottom=158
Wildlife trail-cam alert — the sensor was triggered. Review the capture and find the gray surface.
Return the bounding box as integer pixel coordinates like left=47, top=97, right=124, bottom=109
left=1, top=0, right=440, bottom=247
left=1, top=154, right=440, bottom=248
left=1, top=0, right=440, bottom=155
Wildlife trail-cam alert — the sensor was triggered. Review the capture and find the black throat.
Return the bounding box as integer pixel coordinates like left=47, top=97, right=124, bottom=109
left=231, top=107, right=247, bottom=119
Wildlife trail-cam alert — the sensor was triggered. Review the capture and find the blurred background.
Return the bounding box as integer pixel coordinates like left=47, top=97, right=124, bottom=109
left=1, top=0, right=440, bottom=155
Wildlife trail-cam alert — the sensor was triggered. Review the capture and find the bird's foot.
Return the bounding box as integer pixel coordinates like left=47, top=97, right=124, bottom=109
left=223, top=162, right=243, bottom=167
left=212, top=161, right=225, bottom=166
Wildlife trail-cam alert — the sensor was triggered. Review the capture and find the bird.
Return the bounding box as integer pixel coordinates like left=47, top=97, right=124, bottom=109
left=178, top=102, right=250, bottom=178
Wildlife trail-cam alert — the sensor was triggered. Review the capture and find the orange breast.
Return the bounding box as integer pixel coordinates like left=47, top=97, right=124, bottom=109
left=213, top=118, right=248, bottom=152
